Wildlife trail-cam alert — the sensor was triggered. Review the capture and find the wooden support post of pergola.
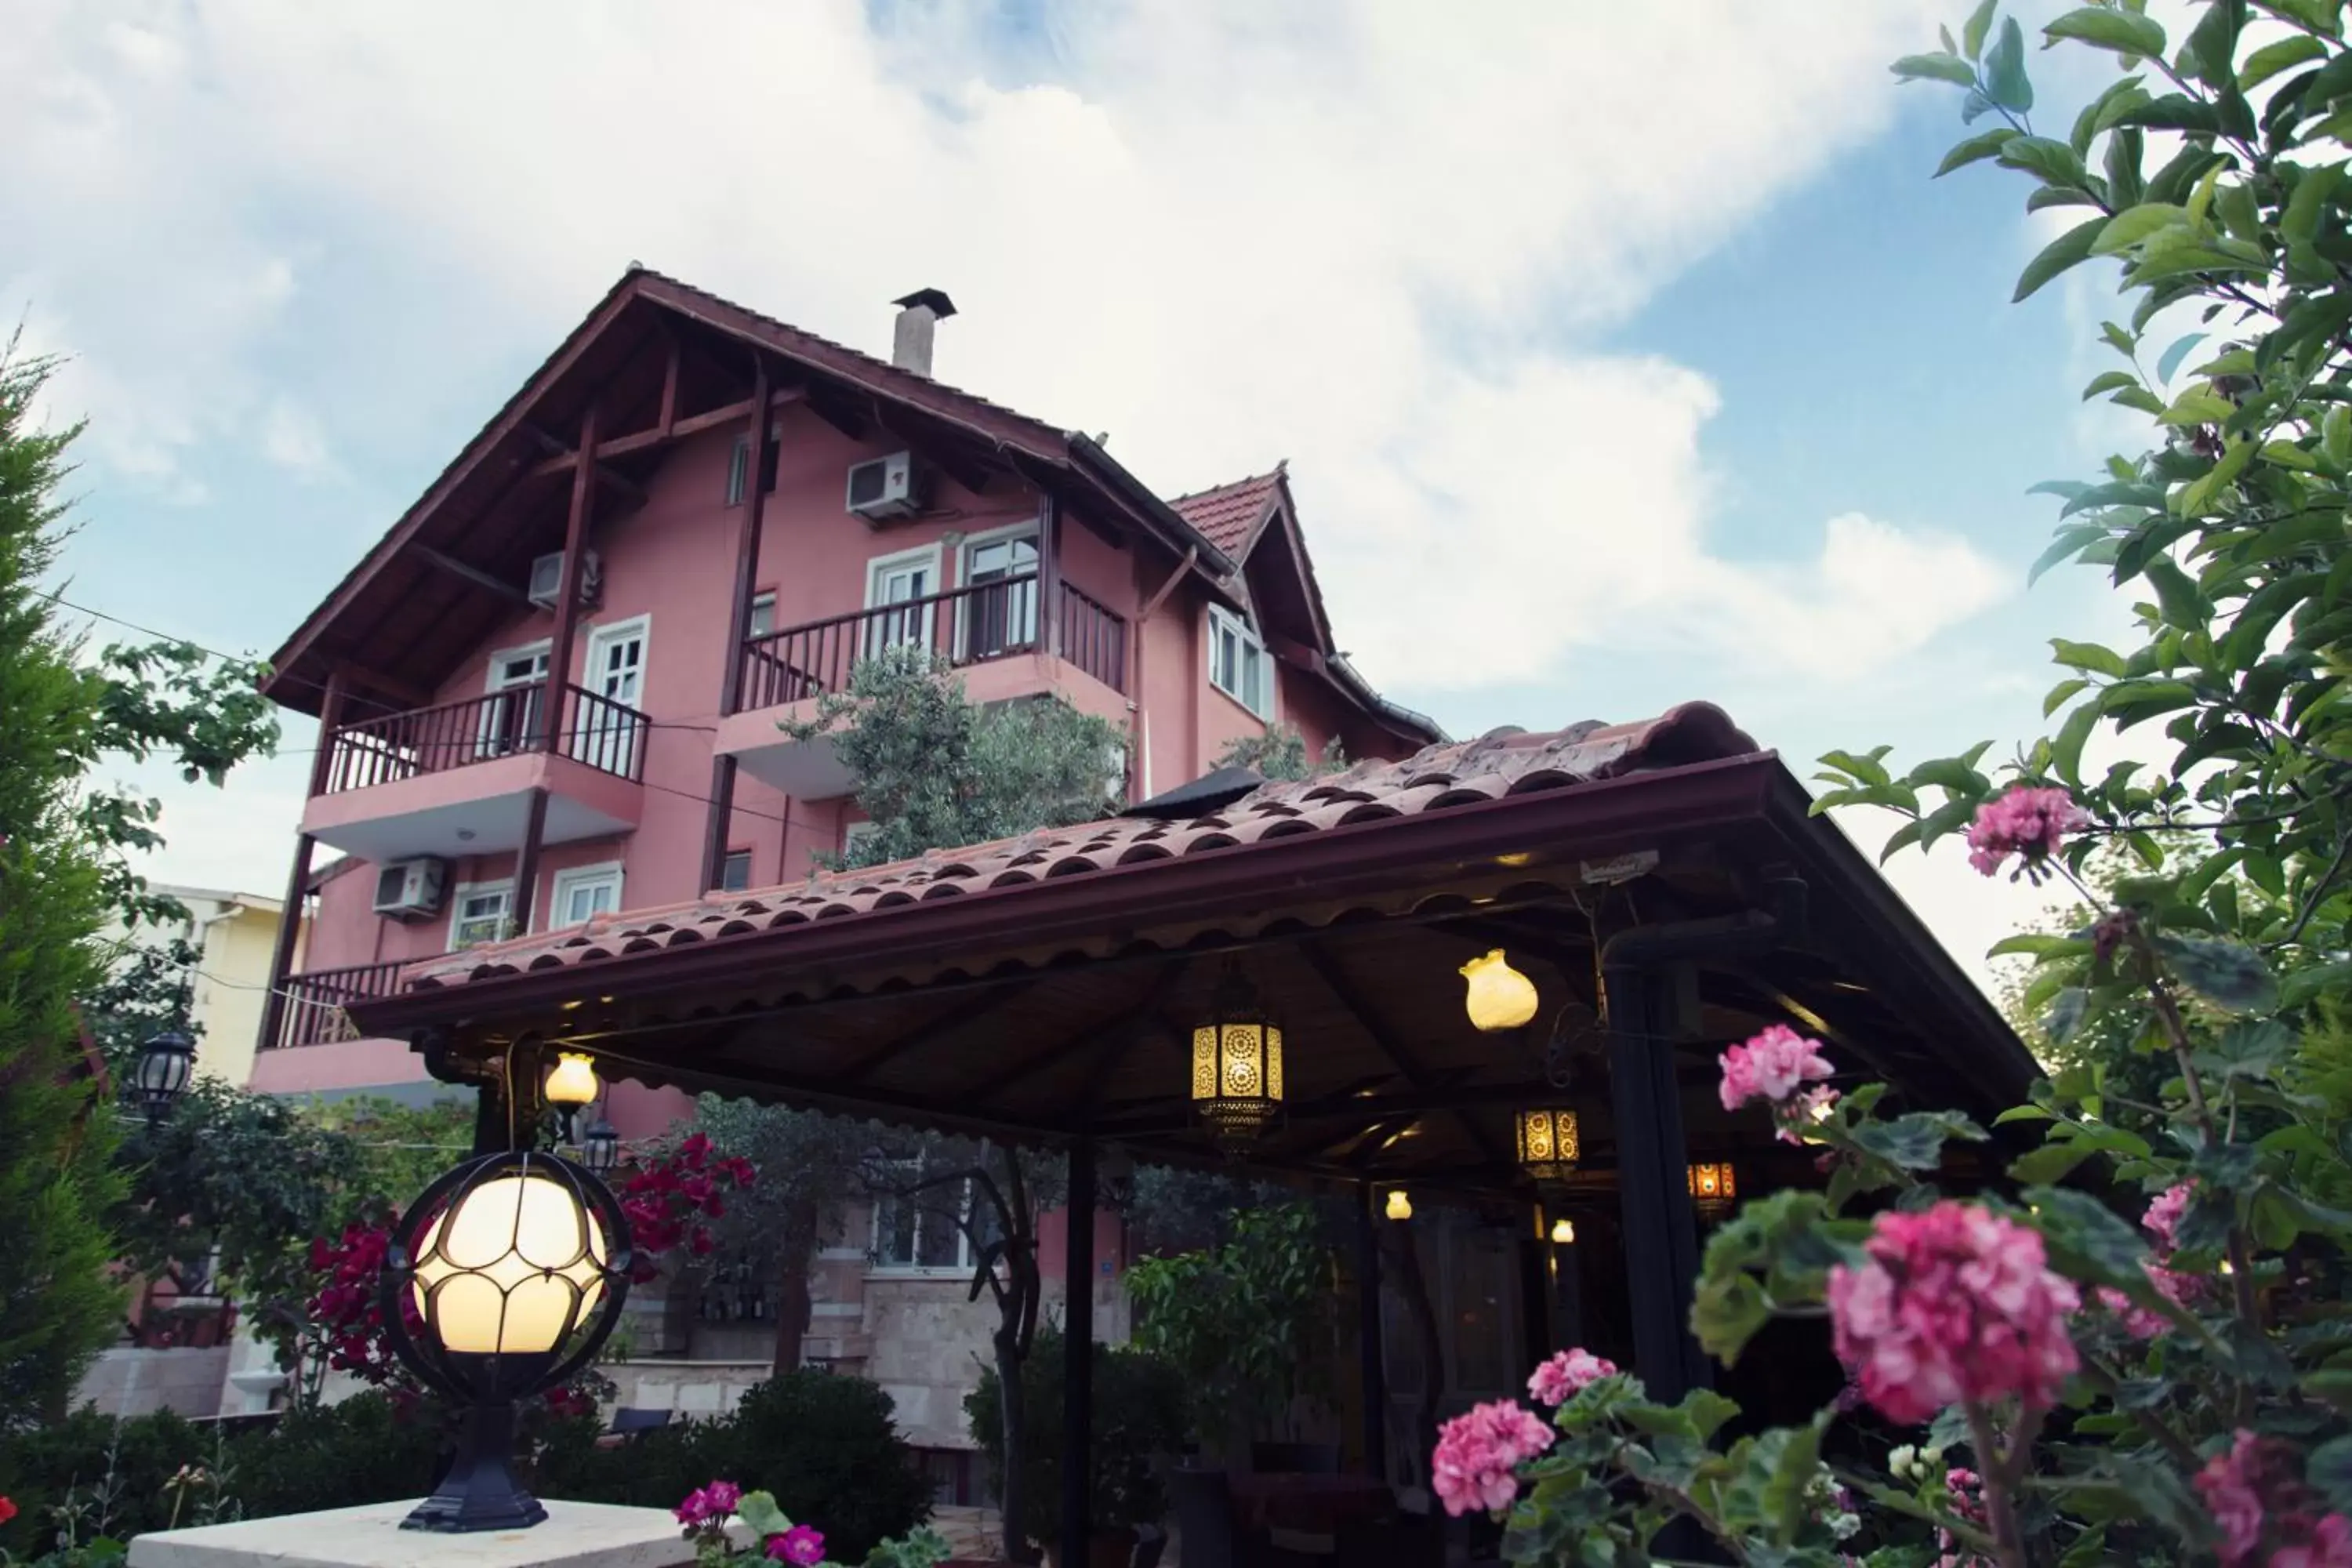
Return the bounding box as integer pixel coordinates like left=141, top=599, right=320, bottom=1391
left=1356, top=1181, right=1388, bottom=1481
left=1060, top=1137, right=1096, bottom=1568
left=1603, top=963, right=1710, bottom=1404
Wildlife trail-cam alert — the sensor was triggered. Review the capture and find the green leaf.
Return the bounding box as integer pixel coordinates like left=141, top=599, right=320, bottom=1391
left=2078, top=368, right=2140, bottom=400
left=737, top=1492, right=793, bottom=1539
left=2283, top=960, right=2352, bottom=1010
left=2178, top=434, right=2254, bottom=514
left=1985, top=15, right=2034, bottom=111
left=2045, top=986, right=2090, bottom=1045
left=2242, top=34, right=2327, bottom=89
left=2158, top=388, right=2235, bottom=425
left=2284, top=162, right=2344, bottom=249
left=2052, top=637, right=2128, bottom=677
left=2155, top=934, right=2280, bottom=1012
left=1963, top=0, right=1998, bottom=60
left=2091, top=202, right=2187, bottom=256
left=1988, top=932, right=2092, bottom=957
left=1894, top=52, right=1980, bottom=86
left=2027, top=1185, right=2151, bottom=1286
left=2053, top=699, right=2100, bottom=786
left=1936, top=125, right=2022, bottom=176
left=2155, top=330, right=2209, bottom=383
left=2010, top=1140, right=2097, bottom=1185
left=1998, top=135, right=2091, bottom=187
left=2045, top=7, right=2167, bottom=58
left=2044, top=675, right=2091, bottom=717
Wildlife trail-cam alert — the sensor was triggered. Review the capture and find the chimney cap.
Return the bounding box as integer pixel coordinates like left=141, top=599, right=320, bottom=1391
left=892, top=289, right=958, bottom=320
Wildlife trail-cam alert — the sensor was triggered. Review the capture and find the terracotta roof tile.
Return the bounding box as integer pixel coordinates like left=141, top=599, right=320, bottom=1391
left=1170, top=468, right=1285, bottom=560
left=402, top=703, right=1762, bottom=993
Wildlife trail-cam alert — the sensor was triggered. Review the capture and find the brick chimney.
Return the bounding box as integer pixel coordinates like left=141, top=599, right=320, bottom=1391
left=890, top=289, right=957, bottom=377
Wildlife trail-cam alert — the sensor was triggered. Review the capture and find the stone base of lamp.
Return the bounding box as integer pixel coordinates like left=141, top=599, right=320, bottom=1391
left=125, top=1498, right=746, bottom=1568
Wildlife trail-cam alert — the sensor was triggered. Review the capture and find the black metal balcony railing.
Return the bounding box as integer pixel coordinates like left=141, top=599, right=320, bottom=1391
left=267, top=958, right=408, bottom=1050
left=321, top=681, right=650, bottom=794
left=738, top=579, right=1128, bottom=710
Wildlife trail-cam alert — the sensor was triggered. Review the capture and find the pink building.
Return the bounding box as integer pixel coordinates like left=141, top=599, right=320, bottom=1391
left=250, top=268, right=1441, bottom=1136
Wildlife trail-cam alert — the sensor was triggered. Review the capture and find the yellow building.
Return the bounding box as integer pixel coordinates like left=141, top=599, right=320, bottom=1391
left=100, top=884, right=306, bottom=1090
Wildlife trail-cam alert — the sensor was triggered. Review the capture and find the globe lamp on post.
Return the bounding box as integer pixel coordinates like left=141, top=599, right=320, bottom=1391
left=379, top=1150, right=632, bottom=1532
left=132, top=1029, right=198, bottom=1125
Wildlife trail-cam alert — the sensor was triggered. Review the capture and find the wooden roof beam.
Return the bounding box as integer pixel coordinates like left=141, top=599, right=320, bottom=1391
left=1298, top=938, right=1517, bottom=1170
left=413, top=545, right=534, bottom=608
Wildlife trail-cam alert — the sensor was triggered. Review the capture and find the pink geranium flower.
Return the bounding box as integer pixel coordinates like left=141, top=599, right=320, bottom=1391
left=2143, top=1181, right=2193, bottom=1254
left=1431, top=1399, right=1555, bottom=1517
left=2195, top=1431, right=2352, bottom=1566
left=768, top=1524, right=826, bottom=1564
left=1719, top=1024, right=1835, bottom=1112
left=1965, top=786, right=2088, bottom=879
left=1526, top=1348, right=1617, bottom=1407
left=1827, top=1201, right=2079, bottom=1425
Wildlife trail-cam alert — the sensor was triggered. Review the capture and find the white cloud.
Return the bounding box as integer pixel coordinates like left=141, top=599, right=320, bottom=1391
left=260, top=397, right=337, bottom=479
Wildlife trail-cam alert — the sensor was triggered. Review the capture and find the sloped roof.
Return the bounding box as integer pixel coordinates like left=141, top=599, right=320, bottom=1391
left=1170, top=467, right=1287, bottom=559
left=396, top=704, right=1758, bottom=993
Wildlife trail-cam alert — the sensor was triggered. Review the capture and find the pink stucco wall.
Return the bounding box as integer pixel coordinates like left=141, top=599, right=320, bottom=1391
left=270, top=405, right=1421, bottom=1105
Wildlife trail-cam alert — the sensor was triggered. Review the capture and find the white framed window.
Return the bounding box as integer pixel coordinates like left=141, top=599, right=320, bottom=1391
left=479, top=640, right=552, bottom=759
left=546, top=861, right=624, bottom=930
left=957, top=524, right=1040, bottom=660
left=448, top=881, right=515, bottom=949
left=1208, top=604, right=1272, bottom=720
left=748, top=591, right=777, bottom=641
left=865, top=545, right=944, bottom=657
left=869, top=1162, right=1002, bottom=1274
left=725, top=423, right=783, bottom=506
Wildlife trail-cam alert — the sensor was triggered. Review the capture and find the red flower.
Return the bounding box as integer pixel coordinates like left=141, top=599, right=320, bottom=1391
left=0, top=1495, right=18, bottom=1526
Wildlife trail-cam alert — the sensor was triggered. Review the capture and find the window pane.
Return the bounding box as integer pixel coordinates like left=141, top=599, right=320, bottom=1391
left=875, top=1194, right=916, bottom=1267
left=749, top=596, right=775, bottom=640
left=916, top=1185, right=964, bottom=1269
left=726, top=439, right=748, bottom=506
left=720, top=850, right=753, bottom=892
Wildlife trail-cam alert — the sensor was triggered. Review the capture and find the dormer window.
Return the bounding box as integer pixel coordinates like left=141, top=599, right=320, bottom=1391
left=1208, top=604, right=1272, bottom=720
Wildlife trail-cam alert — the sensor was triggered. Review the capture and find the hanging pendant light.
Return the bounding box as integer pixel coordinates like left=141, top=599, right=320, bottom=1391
left=1190, top=967, right=1284, bottom=1147
left=1512, top=1107, right=1580, bottom=1183
left=1461, top=950, right=1539, bottom=1032
left=1549, top=1217, right=1576, bottom=1245
left=1385, top=1189, right=1413, bottom=1221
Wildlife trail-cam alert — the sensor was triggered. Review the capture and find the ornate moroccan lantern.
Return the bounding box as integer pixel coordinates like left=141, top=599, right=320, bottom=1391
left=1512, top=1107, right=1581, bottom=1182
left=1687, top=1161, right=1737, bottom=1219
left=1461, top=950, right=1539, bottom=1032
left=380, top=1150, right=632, bottom=1532
left=1191, top=968, right=1284, bottom=1147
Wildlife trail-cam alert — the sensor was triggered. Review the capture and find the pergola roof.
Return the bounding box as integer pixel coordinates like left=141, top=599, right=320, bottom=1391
left=350, top=704, right=2034, bottom=1197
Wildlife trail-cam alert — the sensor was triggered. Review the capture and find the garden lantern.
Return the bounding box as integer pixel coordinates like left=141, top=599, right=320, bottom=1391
left=1550, top=1217, right=1576, bottom=1245
left=581, top=1117, right=620, bottom=1175
left=1461, top=949, right=1538, bottom=1032
left=1190, top=967, right=1284, bottom=1147
left=1687, top=1162, right=1737, bottom=1219
left=379, top=1149, right=632, bottom=1533
left=1512, top=1107, right=1580, bottom=1182
left=132, top=1029, right=197, bottom=1123
left=1385, top=1189, right=1413, bottom=1221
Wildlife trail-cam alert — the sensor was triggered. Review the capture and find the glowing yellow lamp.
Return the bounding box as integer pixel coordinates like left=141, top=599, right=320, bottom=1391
left=1687, top=1162, right=1737, bottom=1214
left=1385, top=1189, right=1414, bottom=1221
left=543, top=1051, right=601, bottom=1111
left=1550, top=1218, right=1576, bottom=1245
left=411, top=1173, right=610, bottom=1356
left=1191, top=970, right=1284, bottom=1146
left=1461, top=950, right=1539, bottom=1032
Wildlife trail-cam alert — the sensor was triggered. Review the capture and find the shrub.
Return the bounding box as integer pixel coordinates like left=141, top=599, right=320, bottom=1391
left=223, top=1394, right=441, bottom=1520
left=0, top=1407, right=203, bottom=1551
left=966, top=1327, right=1189, bottom=1540
left=537, top=1371, right=930, bottom=1562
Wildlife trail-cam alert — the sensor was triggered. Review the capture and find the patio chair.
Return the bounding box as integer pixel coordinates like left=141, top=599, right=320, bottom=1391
left=608, top=1406, right=674, bottom=1436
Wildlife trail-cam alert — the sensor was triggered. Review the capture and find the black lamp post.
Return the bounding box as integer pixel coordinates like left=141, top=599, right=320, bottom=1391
left=132, top=1029, right=197, bottom=1124
left=379, top=1149, right=633, bottom=1532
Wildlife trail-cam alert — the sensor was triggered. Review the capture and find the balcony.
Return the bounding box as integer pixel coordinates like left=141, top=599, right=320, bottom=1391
left=716, top=579, right=1129, bottom=797
left=245, top=958, right=432, bottom=1094
left=300, top=681, right=648, bottom=864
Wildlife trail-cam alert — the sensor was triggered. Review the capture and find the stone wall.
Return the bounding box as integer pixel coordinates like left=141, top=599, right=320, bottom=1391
left=71, top=1346, right=230, bottom=1419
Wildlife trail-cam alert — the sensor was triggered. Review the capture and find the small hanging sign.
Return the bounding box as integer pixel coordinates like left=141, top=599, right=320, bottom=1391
left=1580, top=850, right=1659, bottom=885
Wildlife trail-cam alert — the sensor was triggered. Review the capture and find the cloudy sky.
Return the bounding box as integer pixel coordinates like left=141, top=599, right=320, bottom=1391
left=4, top=0, right=2153, bottom=988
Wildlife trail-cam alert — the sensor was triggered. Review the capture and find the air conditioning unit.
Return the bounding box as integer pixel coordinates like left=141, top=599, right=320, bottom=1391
left=528, top=549, right=603, bottom=611
left=845, top=452, right=921, bottom=522
left=372, top=858, right=448, bottom=920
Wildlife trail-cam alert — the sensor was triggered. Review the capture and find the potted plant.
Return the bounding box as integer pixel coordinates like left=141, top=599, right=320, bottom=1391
left=967, top=1328, right=1187, bottom=1566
